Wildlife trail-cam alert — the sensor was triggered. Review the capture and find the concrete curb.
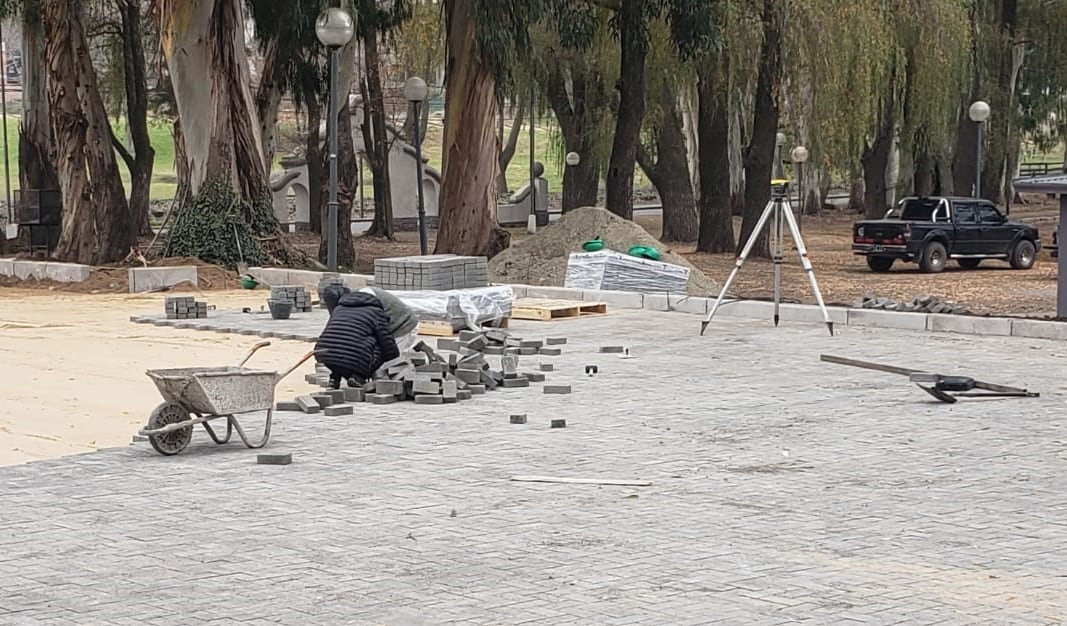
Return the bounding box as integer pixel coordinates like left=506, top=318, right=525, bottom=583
left=0, top=258, right=91, bottom=283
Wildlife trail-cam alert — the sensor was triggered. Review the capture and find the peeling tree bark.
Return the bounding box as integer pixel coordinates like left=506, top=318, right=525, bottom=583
left=496, top=99, right=524, bottom=195
left=604, top=0, right=647, bottom=220
left=255, top=38, right=284, bottom=171
left=160, top=0, right=270, bottom=203
left=17, top=7, right=59, bottom=247
left=435, top=0, right=510, bottom=258
left=43, top=0, right=133, bottom=264
left=114, top=0, right=155, bottom=237
left=359, top=0, right=396, bottom=240
left=542, top=59, right=603, bottom=212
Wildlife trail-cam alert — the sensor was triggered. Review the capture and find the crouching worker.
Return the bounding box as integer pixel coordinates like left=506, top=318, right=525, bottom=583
left=315, top=289, right=400, bottom=389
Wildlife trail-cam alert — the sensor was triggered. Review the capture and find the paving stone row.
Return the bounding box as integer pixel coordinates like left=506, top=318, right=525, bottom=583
left=2, top=311, right=1066, bottom=624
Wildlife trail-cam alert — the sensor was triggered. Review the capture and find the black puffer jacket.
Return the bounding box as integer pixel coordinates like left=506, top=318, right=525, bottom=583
left=315, top=292, right=400, bottom=379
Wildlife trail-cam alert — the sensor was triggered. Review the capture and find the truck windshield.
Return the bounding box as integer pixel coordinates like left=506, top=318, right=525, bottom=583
left=897, top=198, right=940, bottom=221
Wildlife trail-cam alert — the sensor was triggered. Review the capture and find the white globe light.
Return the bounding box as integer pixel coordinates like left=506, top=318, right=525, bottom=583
left=775, top=132, right=787, bottom=146
left=403, top=77, right=428, bottom=103
left=316, top=7, right=355, bottom=49
left=790, top=146, right=809, bottom=163
left=969, top=100, right=991, bottom=123
left=565, top=152, right=580, bottom=166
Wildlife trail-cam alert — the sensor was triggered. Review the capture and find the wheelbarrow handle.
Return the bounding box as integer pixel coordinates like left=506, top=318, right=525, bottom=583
left=276, top=349, right=326, bottom=383
left=237, top=340, right=272, bottom=367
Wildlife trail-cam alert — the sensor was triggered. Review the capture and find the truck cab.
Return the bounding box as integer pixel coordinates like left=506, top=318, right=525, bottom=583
left=852, top=196, right=1040, bottom=273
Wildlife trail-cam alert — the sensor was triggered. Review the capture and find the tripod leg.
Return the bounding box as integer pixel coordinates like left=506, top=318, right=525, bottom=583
left=772, top=202, right=783, bottom=327
left=780, top=201, right=834, bottom=336
left=701, top=200, right=776, bottom=335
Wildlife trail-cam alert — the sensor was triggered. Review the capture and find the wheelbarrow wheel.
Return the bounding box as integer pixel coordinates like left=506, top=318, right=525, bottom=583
left=147, top=402, right=193, bottom=456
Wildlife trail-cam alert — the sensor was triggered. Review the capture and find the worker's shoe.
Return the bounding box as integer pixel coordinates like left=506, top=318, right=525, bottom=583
left=346, top=376, right=364, bottom=388
left=328, top=376, right=342, bottom=390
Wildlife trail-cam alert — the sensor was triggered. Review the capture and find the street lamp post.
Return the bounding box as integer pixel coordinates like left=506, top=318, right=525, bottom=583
left=404, top=76, right=430, bottom=255
left=969, top=100, right=991, bottom=199
left=774, top=132, right=787, bottom=180
left=791, top=145, right=810, bottom=232
left=316, top=7, right=355, bottom=272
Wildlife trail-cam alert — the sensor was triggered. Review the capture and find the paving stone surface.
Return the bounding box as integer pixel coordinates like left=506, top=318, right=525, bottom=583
left=4, top=310, right=1067, bottom=625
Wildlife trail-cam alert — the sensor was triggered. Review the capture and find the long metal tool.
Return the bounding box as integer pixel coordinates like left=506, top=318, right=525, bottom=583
left=701, top=180, right=834, bottom=337
left=820, top=354, right=1039, bottom=403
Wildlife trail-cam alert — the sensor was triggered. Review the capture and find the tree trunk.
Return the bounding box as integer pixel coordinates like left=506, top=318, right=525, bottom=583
left=636, top=93, right=696, bottom=243
left=159, top=0, right=270, bottom=203
left=255, top=38, right=284, bottom=172
left=542, top=59, right=603, bottom=212
left=737, top=0, right=781, bottom=258
left=862, top=86, right=895, bottom=219
left=847, top=174, right=865, bottom=214
left=696, top=64, right=735, bottom=253
left=728, top=99, right=744, bottom=216
left=358, top=2, right=395, bottom=240
left=496, top=99, right=525, bottom=195
left=913, top=146, right=935, bottom=197
left=435, top=0, right=510, bottom=258
left=318, top=44, right=357, bottom=267
left=43, top=0, right=134, bottom=264
left=981, top=0, right=1020, bottom=203
left=306, top=97, right=323, bottom=234
left=952, top=3, right=981, bottom=198
left=18, top=8, right=60, bottom=245
left=115, top=0, right=155, bottom=237
left=604, top=0, right=647, bottom=220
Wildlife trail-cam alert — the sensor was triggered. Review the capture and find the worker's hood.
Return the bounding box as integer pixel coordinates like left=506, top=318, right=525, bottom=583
left=337, top=292, right=384, bottom=309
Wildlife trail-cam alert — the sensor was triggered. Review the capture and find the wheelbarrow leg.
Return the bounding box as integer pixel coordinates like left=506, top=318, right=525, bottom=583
left=200, top=415, right=234, bottom=444
left=229, top=409, right=274, bottom=449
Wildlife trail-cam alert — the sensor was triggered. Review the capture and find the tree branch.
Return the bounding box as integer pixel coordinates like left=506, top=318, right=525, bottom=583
left=110, top=127, right=135, bottom=170
left=635, top=143, right=660, bottom=187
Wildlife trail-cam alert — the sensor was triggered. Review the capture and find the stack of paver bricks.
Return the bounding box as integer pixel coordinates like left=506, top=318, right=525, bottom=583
left=373, top=254, right=489, bottom=291
left=164, top=296, right=207, bottom=319
left=284, top=329, right=570, bottom=412
left=316, top=274, right=346, bottom=308
left=269, top=285, right=313, bottom=313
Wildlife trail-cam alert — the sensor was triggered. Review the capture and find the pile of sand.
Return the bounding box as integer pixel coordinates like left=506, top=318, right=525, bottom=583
left=490, top=206, right=719, bottom=296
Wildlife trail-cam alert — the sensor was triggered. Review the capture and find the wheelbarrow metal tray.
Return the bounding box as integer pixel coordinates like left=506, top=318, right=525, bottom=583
left=146, top=366, right=278, bottom=415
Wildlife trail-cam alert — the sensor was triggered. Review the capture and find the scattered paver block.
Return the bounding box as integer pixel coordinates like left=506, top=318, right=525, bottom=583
left=415, top=395, right=444, bottom=405
left=276, top=401, right=302, bottom=411
left=311, top=394, right=333, bottom=408
left=442, top=380, right=458, bottom=401
left=437, top=338, right=460, bottom=351
left=257, top=452, right=292, bottom=465
left=519, top=340, right=544, bottom=349
left=131, top=435, right=148, bottom=443
left=343, top=387, right=365, bottom=403
left=484, top=346, right=505, bottom=355
left=539, top=363, right=554, bottom=372
left=326, top=389, right=346, bottom=403
left=539, top=347, right=563, bottom=356
left=550, top=419, right=567, bottom=428
left=519, top=347, right=538, bottom=356
left=295, top=395, right=321, bottom=413
left=510, top=414, right=528, bottom=424
left=600, top=346, right=625, bottom=353
left=369, top=393, right=398, bottom=404
left=325, top=405, right=354, bottom=416
left=545, top=337, right=567, bottom=345
left=467, top=384, right=486, bottom=395
left=466, top=335, right=489, bottom=351
left=455, top=368, right=482, bottom=385
left=456, top=389, right=472, bottom=401
left=414, top=380, right=441, bottom=395
left=502, top=377, right=530, bottom=388
left=544, top=385, right=572, bottom=394
left=375, top=380, right=404, bottom=396
left=524, top=372, right=547, bottom=383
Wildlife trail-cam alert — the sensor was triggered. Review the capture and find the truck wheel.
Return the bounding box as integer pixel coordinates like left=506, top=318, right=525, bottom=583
left=1009, top=239, right=1037, bottom=270
left=957, top=258, right=981, bottom=270
left=866, top=256, right=894, bottom=272
left=918, top=242, right=947, bottom=273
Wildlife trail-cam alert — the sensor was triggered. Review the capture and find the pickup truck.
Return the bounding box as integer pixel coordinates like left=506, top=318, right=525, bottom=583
left=852, top=196, right=1041, bottom=273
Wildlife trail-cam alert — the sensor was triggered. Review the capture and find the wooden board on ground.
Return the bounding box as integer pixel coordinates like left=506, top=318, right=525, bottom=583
left=511, top=298, right=607, bottom=321
left=510, top=475, right=652, bottom=487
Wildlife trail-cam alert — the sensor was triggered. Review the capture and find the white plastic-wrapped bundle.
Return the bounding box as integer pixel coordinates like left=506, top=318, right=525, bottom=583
left=564, top=250, right=689, bottom=293
left=388, top=285, right=514, bottom=330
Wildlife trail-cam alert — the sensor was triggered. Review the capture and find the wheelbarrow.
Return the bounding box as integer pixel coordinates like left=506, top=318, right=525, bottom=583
left=139, top=341, right=317, bottom=456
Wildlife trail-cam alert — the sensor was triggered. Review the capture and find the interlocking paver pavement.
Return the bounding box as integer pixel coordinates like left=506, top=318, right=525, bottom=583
left=4, top=309, right=1067, bottom=625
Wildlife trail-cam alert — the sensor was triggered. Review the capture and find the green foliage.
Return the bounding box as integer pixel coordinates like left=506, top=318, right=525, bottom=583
left=165, top=178, right=287, bottom=268
left=395, top=0, right=445, bottom=79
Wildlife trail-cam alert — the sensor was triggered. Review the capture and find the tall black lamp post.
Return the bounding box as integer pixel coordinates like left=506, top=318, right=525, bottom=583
left=791, top=145, right=809, bottom=231
left=404, top=76, right=429, bottom=254
left=316, top=7, right=355, bottom=272
left=969, top=100, right=991, bottom=199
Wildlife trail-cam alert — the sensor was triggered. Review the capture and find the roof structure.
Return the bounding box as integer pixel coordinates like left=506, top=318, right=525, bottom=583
left=1013, top=173, right=1067, bottom=195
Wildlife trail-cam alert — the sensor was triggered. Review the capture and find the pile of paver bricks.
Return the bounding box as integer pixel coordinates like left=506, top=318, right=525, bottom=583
left=373, top=254, right=489, bottom=291
left=164, top=296, right=207, bottom=319
left=281, top=329, right=571, bottom=412
left=269, top=285, right=313, bottom=313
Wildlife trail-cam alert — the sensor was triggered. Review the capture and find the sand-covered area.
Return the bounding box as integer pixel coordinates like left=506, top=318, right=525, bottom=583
left=0, top=289, right=321, bottom=466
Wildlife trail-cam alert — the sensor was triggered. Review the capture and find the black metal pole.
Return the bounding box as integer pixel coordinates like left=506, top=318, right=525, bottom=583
left=797, top=161, right=805, bottom=233
left=0, top=28, right=11, bottom=224
left=414, top=99, right=428, bottom=255
left=327, top=47, right=340, bottom=272
left=529, top=86, right=535, bottom=222
left=975, top=122, right=983, bottom=199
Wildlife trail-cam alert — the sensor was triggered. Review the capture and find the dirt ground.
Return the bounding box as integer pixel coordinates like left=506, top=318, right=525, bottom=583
left=0, top=290, right=322, bottom=466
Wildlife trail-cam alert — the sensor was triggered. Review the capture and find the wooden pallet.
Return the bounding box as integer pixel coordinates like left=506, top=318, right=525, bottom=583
left=511, top=298, right=608, bottom=321
left=417, top=317, right=510, bottom=336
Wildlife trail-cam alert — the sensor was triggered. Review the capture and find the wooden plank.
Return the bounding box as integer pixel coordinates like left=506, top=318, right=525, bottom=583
left=417, top=320, right=458, bottom=337
left=510, top=475, right=653, bottom=487
left=511, top=298, right=608, bottom=321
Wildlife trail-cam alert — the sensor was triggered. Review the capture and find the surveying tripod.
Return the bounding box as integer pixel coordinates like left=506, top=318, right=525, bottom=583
left=700, top=179, right=834, bottom=337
